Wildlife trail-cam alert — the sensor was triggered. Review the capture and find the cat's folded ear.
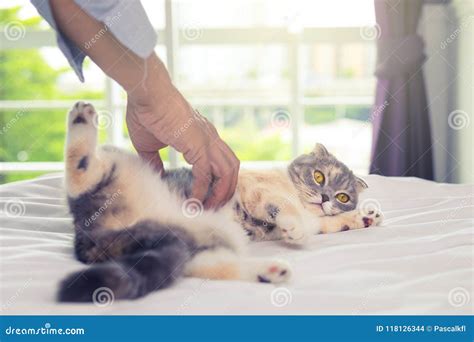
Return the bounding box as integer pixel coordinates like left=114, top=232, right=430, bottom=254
left=311, top=143, right=329, bottom=157
left=356, top=177, right=368, bottom=192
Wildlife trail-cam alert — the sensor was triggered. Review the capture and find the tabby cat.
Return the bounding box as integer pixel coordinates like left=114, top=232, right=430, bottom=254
left=59, top=102, right=382, bottom=302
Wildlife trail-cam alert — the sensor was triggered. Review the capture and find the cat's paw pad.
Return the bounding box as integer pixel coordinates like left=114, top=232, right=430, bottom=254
left=256, top=260, right=291, bottom=284
left=359, top=209, right=383, bottom=228
left=69, top=101, right=97, bottom=126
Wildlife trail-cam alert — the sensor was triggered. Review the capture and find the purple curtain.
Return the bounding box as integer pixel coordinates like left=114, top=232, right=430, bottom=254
left=370, top=0, right=434, bottom=180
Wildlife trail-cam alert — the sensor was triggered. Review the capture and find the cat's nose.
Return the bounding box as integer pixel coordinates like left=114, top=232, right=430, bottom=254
left=321, top=194, right=329, bottom=203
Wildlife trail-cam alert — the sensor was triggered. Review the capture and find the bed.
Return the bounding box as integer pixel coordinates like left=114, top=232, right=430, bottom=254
left=0, top=173, right=472, bottom=315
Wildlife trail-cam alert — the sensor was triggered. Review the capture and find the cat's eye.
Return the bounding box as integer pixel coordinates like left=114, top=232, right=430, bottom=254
left=313, top=171, right=325, bottom=185
left=336, top=193, right=350, bottom=203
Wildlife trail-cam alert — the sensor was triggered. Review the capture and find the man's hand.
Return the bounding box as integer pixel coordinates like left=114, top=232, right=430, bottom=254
left=126, top=55, right=240, bottom=209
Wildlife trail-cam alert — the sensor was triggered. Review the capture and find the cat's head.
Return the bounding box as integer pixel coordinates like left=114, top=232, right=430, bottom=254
left=288, top=143, right=368, bottom=216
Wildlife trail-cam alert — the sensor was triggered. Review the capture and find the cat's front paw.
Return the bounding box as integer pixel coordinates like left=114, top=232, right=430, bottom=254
left=278, top=216, right=309, bottom=245
left=360, top=208, right=383, bottom=227
left=343, top=208, right=383, bottom=231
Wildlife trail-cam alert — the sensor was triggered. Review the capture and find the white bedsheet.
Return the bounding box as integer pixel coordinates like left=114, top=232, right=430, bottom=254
left=0, top=174, right=472, bottom=315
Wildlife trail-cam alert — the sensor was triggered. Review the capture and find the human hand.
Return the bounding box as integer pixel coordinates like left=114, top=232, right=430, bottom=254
left=125, top=55, right=240, bottom=209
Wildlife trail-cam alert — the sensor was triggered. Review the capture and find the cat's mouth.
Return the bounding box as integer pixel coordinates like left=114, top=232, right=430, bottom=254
left=309, top=201, right=332, bottom=215
left=309, top=201, right=324, bottom=211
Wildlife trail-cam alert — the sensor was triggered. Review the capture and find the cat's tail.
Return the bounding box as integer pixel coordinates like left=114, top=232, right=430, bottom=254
left=57, top=225, right=194, bottom=302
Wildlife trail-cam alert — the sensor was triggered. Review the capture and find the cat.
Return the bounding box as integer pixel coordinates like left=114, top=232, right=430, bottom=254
left=58, top=101, right=382, bottom=302
left=169, top=145, right=383, bottom=244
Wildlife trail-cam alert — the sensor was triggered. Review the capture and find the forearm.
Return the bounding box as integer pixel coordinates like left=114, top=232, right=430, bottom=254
left=49, top=0, right=171, bottom=95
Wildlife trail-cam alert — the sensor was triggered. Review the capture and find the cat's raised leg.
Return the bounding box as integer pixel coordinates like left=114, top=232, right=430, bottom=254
left=65, top=101, right=107, bottom=197
left=318, top=208, right=383, bottom=234
left=185, top=248, right=291, bottom=284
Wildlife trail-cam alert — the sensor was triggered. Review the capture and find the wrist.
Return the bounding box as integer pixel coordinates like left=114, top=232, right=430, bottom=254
left=125, top=53, right=173, bottom=100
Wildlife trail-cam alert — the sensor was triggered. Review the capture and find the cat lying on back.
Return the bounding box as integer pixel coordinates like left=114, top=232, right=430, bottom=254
left=59, top=102, right=382, bottom=302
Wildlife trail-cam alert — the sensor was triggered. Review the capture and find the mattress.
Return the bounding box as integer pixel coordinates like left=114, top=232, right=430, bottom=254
left=0, top=173, right=472, bottom=315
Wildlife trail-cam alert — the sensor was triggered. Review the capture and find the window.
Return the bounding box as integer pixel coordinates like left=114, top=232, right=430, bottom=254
left=0, top=0, right=376, bottom=184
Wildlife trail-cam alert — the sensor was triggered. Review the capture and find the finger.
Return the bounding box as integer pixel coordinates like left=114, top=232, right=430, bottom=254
left=138, top=151, right=164, bottom=173
left=203, top=176, right=228, bottom=209
left=224, top=157, right=240, bottom=204
left=225, top=166, right=239, bottom=203
left=215, top=142, right=240, bottom=204
left=191, top=163, right=212, bottom=204
left=204, top=158, right=237, bottom=209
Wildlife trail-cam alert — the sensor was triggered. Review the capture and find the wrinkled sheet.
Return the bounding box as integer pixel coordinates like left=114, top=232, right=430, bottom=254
left=0, top=174, right=472, bottom=315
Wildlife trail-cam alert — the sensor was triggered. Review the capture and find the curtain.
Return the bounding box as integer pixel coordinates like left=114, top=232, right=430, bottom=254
left=370, top=0, right=434, bottom=180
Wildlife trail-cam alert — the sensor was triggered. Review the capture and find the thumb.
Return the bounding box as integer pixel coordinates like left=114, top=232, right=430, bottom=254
left=191, top=161, right=212, bottom=203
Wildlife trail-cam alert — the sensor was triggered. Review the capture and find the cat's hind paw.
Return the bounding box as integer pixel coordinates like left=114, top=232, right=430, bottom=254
left=251, top=259, right=292, bottom=284
left=68, top=101, right=97, bottom=128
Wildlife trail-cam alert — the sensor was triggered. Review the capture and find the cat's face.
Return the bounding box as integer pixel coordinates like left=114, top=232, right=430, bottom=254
left=288, top=143, right=368, bottom=216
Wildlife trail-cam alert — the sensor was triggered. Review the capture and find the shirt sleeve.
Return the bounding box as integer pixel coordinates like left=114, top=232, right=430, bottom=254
left=30, top=0, right=157, bottom=82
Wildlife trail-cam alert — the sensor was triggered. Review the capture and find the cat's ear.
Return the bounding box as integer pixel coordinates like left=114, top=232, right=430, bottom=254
left=355, top=177, right=368, bottom=192
left=312, top=143, right=329, bottom=157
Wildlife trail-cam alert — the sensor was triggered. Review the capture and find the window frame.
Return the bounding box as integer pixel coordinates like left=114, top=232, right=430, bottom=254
left=0, top=0, right=373, bottom=175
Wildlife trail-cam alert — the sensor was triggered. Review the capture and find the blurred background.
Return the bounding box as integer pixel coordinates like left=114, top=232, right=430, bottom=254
left=0, top=0, right=472, bottom=184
